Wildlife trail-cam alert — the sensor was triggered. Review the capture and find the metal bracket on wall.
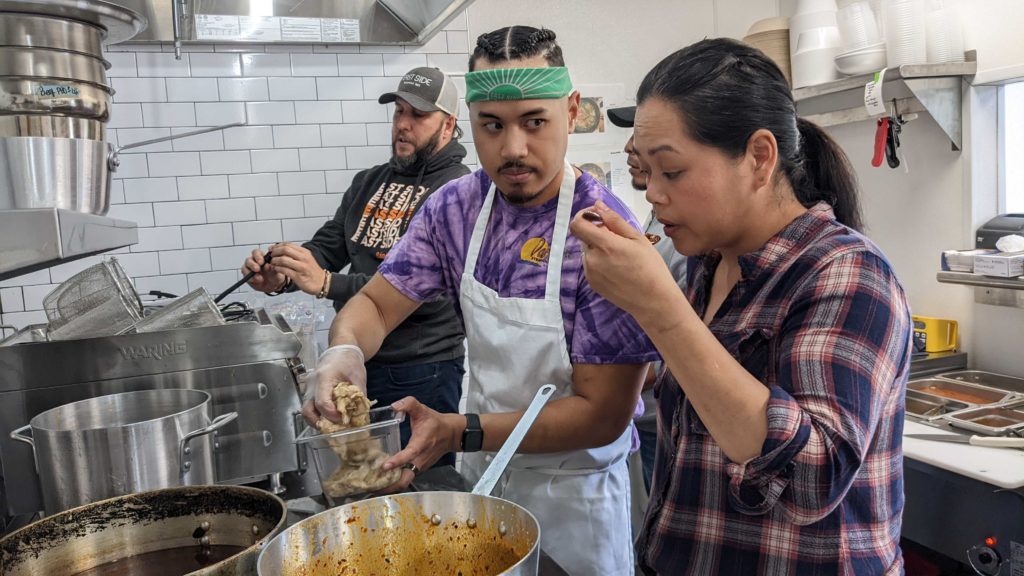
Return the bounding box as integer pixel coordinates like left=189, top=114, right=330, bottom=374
left=936, top=272, right=1024, bottom=309
left=903, top=76, right=963, bottom=150
left=794, top=52, right=977, bottom=151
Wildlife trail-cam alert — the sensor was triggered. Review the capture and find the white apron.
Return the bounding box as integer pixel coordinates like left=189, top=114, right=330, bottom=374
left=459, top=162, right=634, bottom=576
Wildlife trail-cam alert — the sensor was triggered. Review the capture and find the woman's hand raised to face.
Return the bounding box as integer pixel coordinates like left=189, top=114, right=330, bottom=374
left=570, top=201, right=682, bottom=325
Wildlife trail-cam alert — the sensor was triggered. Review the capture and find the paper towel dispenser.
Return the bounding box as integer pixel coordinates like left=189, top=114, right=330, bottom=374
left=108, top=0, right=474, bottom=46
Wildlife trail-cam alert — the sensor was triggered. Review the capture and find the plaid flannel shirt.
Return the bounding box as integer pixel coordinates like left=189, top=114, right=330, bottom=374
left=637, top=203, right=912, bottom=576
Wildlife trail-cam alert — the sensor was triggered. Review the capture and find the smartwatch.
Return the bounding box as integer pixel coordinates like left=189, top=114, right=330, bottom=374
left=461, top=413, right=484, bottom=452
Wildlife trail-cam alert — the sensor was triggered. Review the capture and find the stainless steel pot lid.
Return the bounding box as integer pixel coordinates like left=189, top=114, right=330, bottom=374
left=0, top=0, right=146, bottom=45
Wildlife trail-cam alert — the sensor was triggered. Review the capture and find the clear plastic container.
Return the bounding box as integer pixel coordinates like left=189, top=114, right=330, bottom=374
left=884, top=0, right=927, bottom=66
left=925, top=0, right=965, bottom=63
left=837, top=0, right=882, bottom=51
left=295, top=407, right=405, bottom=506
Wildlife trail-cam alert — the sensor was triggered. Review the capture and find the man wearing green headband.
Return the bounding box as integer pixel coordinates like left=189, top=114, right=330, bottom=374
left=308, top=26, right=658, bottom=576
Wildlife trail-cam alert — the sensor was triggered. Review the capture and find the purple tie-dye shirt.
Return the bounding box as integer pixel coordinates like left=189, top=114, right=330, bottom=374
left=378, top=169, right=660, bottom=366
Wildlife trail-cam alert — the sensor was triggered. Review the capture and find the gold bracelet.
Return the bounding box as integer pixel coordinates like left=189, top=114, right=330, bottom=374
left=316, top=269, right=330, bottom=299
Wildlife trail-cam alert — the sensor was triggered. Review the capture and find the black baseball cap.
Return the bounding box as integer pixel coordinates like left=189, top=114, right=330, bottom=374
left=607, top=106, right=636, bottom=128
left=378, top=67, right=458, bottom=116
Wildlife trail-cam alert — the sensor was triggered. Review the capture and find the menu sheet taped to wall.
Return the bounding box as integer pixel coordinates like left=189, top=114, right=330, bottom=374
left=195, top=14, right=360, bottom=42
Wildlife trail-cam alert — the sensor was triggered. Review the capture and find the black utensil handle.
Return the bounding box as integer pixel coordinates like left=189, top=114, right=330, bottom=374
left=214, top=272, right=254, bottom=304
left=214, top=252, right=273, bottom=304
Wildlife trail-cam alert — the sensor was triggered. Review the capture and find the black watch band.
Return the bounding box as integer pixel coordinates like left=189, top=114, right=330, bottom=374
left=461, top=413, right=484, bottom=453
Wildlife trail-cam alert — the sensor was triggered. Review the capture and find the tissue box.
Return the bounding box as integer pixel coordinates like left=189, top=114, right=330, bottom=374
left=941, top=249, right=997, bottom=272
left=973, top=251, right=1024, bottom=278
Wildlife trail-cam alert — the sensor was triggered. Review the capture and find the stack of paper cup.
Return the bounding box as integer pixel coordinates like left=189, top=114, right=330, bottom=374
left=925, top=0, right=965, bottom=63
left=884, top=0, right=927, bottom=66
left=790, top=0, right=843, bottom=88
left=836, top=0, right=883, bottom=51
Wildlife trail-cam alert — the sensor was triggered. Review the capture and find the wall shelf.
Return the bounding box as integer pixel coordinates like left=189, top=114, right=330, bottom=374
left=793, top=53, right=977, bottom=150
left=0, top=209, right=137, bottom=282
left=936, top=271, right=1024, bottom=308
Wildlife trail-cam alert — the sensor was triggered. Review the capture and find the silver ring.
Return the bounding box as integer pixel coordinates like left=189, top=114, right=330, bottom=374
left=403, top=462, right=420, bottom=475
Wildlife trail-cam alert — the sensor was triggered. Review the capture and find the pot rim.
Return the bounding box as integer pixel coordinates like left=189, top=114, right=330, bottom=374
left=0, top=485, right=289, bottom=575
left=257, top=490, right=542, bottom=575
left=0, top=44, right=111, bottom=70
left=29, top=388, right=211, bottom=432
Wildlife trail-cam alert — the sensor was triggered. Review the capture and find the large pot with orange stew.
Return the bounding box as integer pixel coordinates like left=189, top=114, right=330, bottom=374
left=259, top=384, right=558, bottom=576
left=257, top=490, right=541, bottom=576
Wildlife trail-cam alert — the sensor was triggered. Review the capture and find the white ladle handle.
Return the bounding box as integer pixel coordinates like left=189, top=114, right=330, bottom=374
left=472, top=384, right=557, bottom=496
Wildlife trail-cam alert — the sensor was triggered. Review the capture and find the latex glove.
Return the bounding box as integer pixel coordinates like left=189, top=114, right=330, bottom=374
left=268, top=243, right=327, bottom=295
left=569, top=200, right=684, bottom=324
left=242, top=246, right=286, bottom=293
left=378, top=396, right=464, bottom=492
left=301, top=344, right=367, bottom=425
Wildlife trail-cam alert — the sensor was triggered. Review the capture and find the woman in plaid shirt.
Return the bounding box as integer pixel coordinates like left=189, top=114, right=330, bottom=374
left=572, top=38, right=912, bottom=575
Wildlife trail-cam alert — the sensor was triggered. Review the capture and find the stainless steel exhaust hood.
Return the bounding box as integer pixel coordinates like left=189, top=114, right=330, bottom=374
left=111, top=0, right=474, bottom=46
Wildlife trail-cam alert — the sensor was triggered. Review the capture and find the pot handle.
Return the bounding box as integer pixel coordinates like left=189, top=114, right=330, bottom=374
left=472, top=384, right=556, bottom=496
left=108, top=121, right=247, bottom=171
left=10, top=424, right=34, bottom=449
left=180, top=412, right=239, bottom=473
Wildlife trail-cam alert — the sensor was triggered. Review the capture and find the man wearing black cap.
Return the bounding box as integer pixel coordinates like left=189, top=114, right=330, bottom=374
left=242, top=67, right=470, bottom=466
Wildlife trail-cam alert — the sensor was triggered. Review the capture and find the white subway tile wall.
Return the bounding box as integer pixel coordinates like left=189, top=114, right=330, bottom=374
left=166, top=78, right=219, bottom=102
left=229, top=173, right=279, bottom=197
left=268, top=77, right=318, bottom=101
left=148, top=152, right=202, bottom=177
left=0, top=13, right=474, bottom=331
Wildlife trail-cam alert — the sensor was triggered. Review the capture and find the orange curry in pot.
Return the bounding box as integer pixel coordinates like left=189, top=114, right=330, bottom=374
left=285, top=498, right=531, bottom=576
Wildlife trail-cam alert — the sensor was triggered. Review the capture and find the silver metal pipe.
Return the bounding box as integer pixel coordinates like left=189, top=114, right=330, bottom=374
left=115, top=121, right=246, bottom=153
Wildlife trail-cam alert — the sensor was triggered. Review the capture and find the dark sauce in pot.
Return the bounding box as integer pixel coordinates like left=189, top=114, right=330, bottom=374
left=71, top=545, right=247, bottom=576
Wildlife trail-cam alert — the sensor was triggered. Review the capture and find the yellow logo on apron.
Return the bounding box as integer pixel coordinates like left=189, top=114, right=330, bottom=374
left=520, top=237, right=550, bottom=266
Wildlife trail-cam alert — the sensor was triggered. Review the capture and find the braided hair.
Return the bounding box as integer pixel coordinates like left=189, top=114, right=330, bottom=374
left=469, top=26, right=564, bottom=71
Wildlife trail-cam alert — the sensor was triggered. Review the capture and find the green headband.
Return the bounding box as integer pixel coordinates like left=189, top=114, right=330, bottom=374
left=464, top=67, right=573, bottom=103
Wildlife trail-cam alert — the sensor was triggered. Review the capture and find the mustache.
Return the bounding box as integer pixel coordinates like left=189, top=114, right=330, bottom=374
left=498, top=161, right=535, bottom=172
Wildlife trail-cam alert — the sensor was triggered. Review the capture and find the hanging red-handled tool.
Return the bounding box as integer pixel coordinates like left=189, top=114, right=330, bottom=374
left=872, top=116, right=890, bottom=168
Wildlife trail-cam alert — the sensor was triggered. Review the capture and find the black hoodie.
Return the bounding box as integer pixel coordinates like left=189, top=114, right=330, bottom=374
left=301, top=139, right=469, bottom=365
